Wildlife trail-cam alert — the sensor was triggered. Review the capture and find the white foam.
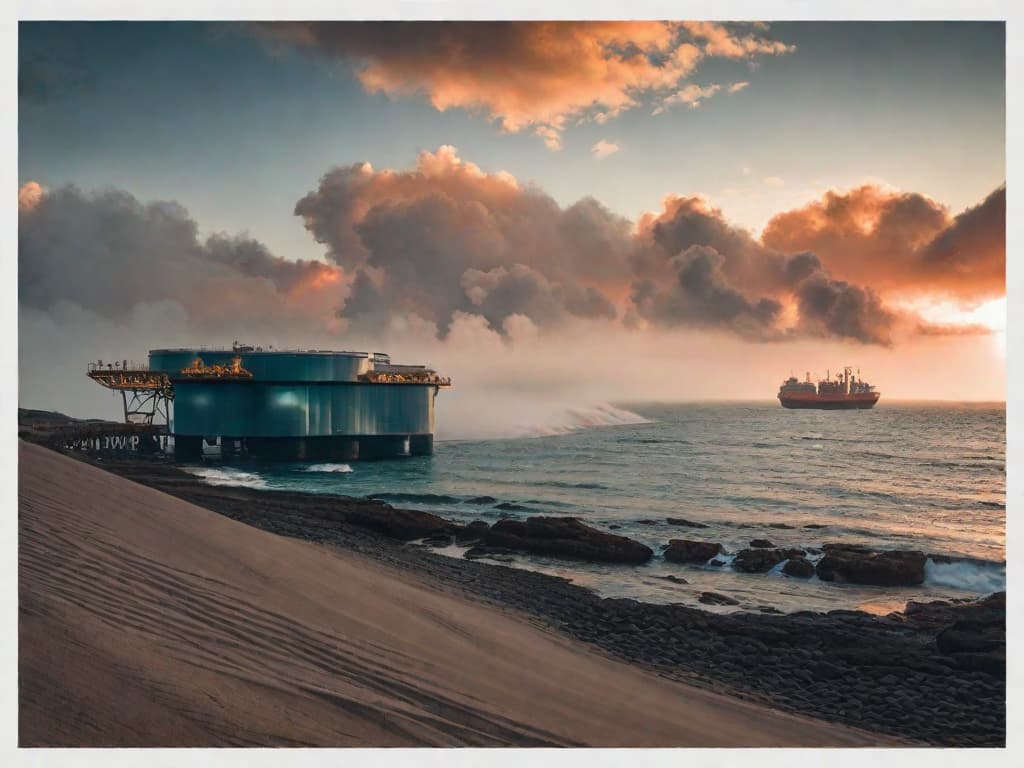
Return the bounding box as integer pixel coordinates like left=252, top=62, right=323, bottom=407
left=187, top=467, right=269, bottom=489
left=924, top=558, right=1005, bottom=593
left=302, top=463, right=354, bottom=474
left=520, top=402, right=650, bottom=437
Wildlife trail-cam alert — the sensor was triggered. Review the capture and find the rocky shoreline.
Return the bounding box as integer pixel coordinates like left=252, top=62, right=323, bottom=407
left=74, top=453, right=1005, bottom=746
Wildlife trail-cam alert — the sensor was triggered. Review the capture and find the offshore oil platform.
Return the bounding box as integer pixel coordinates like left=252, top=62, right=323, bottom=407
left=85, top=343, right=450, bottom=461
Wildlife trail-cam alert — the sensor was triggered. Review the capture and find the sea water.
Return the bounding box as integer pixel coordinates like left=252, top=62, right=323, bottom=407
left=184, top=401, right=1006, bottom=614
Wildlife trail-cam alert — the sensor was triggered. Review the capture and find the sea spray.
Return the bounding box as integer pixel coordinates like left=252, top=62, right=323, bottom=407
left=924, top=559, right=1006, bottom=593
left=186, top=467, right=269, bottom=489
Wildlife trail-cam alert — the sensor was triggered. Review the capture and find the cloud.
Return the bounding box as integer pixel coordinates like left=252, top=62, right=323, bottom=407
left=680, top=22, right=796, bottom=58
left=763, top=176, right=785, bottom=186
left=18, top=151, right=1003, bottom=352
left=253, top=21, right=793, bottom=149
left=591, top=139, right=620, bottom=159
left=19, top=181, right=44, bottom=212
left=18, top=183, right=342, bottom=332
left=728, top=81, right=750, bottom=93
left=762, top=184, right=1005, bottom=303
left=294, top=145, right=632, bottom=336
left=629, top=195, right=909, bottom=344
left=654, top=83, right=721, bottom=113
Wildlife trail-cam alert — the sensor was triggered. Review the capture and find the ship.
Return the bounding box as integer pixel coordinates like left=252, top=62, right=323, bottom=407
left=778, top=366, right=880, bottom=410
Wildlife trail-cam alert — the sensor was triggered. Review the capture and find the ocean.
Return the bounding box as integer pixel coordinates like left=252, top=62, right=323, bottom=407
left=186, top=401, right=1006, bottom=614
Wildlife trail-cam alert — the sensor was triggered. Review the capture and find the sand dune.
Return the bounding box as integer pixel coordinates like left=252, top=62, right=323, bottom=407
left=19, top=441, right=892, bottom=747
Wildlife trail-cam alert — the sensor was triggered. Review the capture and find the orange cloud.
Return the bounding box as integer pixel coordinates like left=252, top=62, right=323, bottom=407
left=681, top=21, right=796, bottom=58
left=762, top=185, right=1005, bottom=303
left=255, top=21, right=793, bottom=148
left=19, top=181, right=44, bottom=212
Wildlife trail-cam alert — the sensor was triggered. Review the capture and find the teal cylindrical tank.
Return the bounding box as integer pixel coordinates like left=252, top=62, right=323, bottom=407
left=149, top=348, right=442, bottom=458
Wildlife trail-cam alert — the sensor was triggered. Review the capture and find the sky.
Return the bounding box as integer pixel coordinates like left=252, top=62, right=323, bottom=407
left=18, top=21, right=1007, bottom=427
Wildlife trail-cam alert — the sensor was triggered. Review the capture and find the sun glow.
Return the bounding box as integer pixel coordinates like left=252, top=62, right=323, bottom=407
left=908, top=296, right=1006, bottom=332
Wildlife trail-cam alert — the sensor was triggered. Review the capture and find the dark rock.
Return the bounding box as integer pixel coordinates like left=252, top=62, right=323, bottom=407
left=325, top=500, right=457, bottom=541
left=750, top=538, right=775, bottom=549
left=666, top=517, right=709, bottom=528
left=420, top=534, right=453, bottom=548
left=657, top=574, right=689, bottom=584
left=455, top=520, right=490, bottom=544
left=757, top=605, right=783, bottom=614
left=608, top=524, right=622, bottom=530
left=949, top=651, right=1005, bottom=677
left=494, top=502, right=530, bottom=511
left=733, top=548, right=787, bottom=573
left=937, top=624, right=1005, bottom=655
left=816, top=543, right=927, bottom=586
left=699, top=591, right=740, bottom=606
left=636, top=519, right=659, bottom=525
left=663, top=539, right=724, bottom=564
left=768, top=523, right=796, bottom=529
left=707, top=557, right=729, bottom=567
left=464, top=495, right=497, bottom=505
left=783, top=557, right=816, bottom=578
left=464, top=545, right=518, bottom=559
left=804, top=523, right=828, bottom=529
left=483, top=516, right=654, bottom=564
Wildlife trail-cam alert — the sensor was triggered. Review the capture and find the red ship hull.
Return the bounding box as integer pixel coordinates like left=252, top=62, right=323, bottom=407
left=778, top=392, right=880, bottom=409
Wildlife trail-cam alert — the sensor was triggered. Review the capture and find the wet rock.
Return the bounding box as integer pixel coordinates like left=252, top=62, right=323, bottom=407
left=636, top=519, right=659, bottom=525
left=327, top=500, right=458, bottom=541
left=733, top=548, right=787, bottom=573
left=783, top=557, right=816, bottom=578
left=464, top=545, right=518, bottom=559
left=663, top=539, right=724, bottom=564
left=757, top=605, right=784, bottom=614
left=464, top=495, right=497, bottom=505
left=608, top=524, right=622, bottom=530
left=657, top=574, right=689, bottom=584
left=455, top=520, right=490, bottom=544
left=816, top=543, right=927, bottom=586
left=494, top=502, right=530, bottom=512
left=666, top=517, right=709, bottom=529
left=421, top=534, right=453, bottom=548
left=768, top=523, right=796, bottom=529
left=937, top=623, right=1004, bottom=655
left=949, top=651, right=1005, bottom=677
left=750, top=538, right=775, bottom=549
left=707, top=557, right=729, bottom=567
left=699, top=591, right=740, bottom=606
left=804, top=523, right=828, bottom=529
left=483, top=516, right=654, bottom=564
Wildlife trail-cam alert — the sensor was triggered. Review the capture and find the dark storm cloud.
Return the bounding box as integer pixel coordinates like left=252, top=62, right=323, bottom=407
left=631, top=245, right=783, bottom=339
left=18, top=184, right=340, bottom=326
left=917, top=185, right=1005, bottom=299
left=293, top=146, right=628, bottom=336
left=795, top=275, right=896, bottom=346
left=630, top=196, right=900, bottom=343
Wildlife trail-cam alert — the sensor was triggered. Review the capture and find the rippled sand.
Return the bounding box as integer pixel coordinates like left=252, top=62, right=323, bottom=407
left=18, top=441, right=890, bottom=747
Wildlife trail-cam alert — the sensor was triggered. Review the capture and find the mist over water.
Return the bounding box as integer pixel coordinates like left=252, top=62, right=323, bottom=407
left=187, top=401, right=1005, bottom=614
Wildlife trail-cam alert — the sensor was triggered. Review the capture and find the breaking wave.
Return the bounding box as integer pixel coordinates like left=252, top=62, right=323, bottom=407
left=924, top=558, right=1006, bottom=593
left=187, top=467, right=269, bottom=490
left=302, top=463, right=354, bottom=474
left=523, top=403, right=650, bottom=437
left=368, top=492, right=461, bottom=505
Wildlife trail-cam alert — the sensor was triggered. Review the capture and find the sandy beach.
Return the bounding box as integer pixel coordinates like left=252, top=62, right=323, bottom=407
left=19, top=441, right=898, bottom=747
